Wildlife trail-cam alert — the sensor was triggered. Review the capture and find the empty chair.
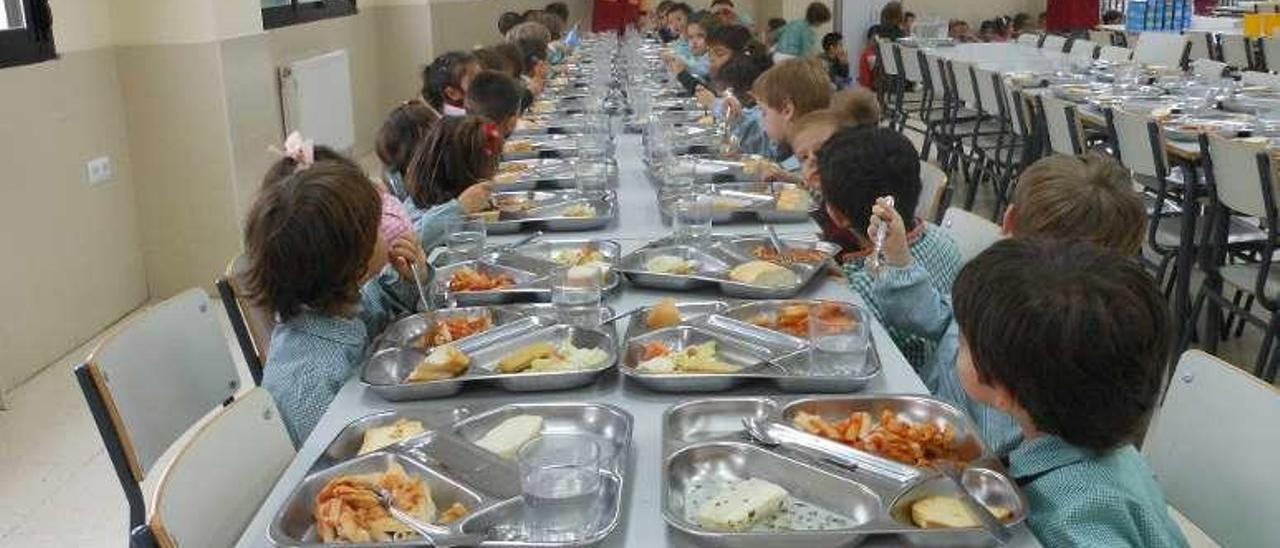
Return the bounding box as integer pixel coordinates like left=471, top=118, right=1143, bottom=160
left=941, top=207, right=1004, bottom=263
left=1106, top=108, right=1185, bottom=287
left=217, top=255, right=276, bottom=385
left=1088, top=29, right=1115, bottom=46
left=1185, top=30, right=1215, bottom=61
left=1069, top=39, right=1100, bottom=60
left=1219, top=34, right=1253, bottom=69
left=1100, top=45, right=1134, bottom=63
left=1190, top=58, right=1229, bottom=79
left=1016, top=33, right=1041, bottom=46
left=1041, top=34, right=1069, bottom=52
left=1185, top=133, right=1278, bottom=379
left=1037, top=94, right=1084, bottom=156
left=917, top=160, right=948, bottom=223
left=1260, top=36, right=1280, bottom=71
left=74, top=289, right=294, bottom=547
left=1143, top=351, right=1280, bottom=546
left=1134, top=32, right=1191, bottom=67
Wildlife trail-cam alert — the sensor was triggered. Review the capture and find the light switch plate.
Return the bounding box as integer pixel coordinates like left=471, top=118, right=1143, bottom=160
left=87, top=156, right=113, bottom=186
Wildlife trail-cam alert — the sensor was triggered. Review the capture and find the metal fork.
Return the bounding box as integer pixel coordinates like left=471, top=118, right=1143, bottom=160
left=374, top=489, right=484, bottom=547
left=932, top=463, right=1012, bottom=545
left=765, top=225, right=796, bottom=267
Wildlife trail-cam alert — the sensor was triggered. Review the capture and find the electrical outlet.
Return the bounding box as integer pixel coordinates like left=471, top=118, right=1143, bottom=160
left=87, top=156, right=113, bottom=186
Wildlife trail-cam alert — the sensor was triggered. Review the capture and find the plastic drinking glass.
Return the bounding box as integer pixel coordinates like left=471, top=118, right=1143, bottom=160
left=518, top=434, right=605, bottom=542
left=808, top=303, right=870, bottom=376
left=446, top=218, right=487, bottom=262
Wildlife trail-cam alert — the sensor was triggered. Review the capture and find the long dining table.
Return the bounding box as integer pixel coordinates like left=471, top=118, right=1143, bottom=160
left=232, top=128, right=1044, bottom=547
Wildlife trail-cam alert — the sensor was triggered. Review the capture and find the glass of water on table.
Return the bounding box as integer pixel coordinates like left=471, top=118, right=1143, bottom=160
left=552, top=265, right=603, bottom=328
left=446, top=217, right=487, bottom=262
left=519, top=434, right=605, bottom=542
left=808, top=302, right=870, bottom=376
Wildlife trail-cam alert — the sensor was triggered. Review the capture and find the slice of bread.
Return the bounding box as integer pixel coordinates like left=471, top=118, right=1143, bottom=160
left=910, top=496, right=1012, bottom=529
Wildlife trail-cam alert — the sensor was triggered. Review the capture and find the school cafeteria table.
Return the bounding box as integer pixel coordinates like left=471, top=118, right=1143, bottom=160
left=234, top=133, right=1042, bottom=547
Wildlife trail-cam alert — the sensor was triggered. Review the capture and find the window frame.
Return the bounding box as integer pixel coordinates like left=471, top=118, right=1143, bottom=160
left=262, top=0, right=359, bottom=30
left=0, top=0, right=56, bottom=69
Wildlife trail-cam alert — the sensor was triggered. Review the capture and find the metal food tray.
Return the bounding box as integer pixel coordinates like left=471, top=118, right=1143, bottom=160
left=619, top=300, right=881, bottom=393
left=362, top=323, right=618, bottom=401
left=660, top=396, right=1028, bottom=547
left=502, top=133, right=581, bottom=160
left=271, top=402, right=634, bottom=547
left=616, top=236, right=834, bottom=299
left=511, top=238, right=624, bottom=293
left=1164, top=113, right=1256, bottom=141
left=374, top=302, right=620, bottom=362
left=513, top=114, right=587, bottom=136
left=494, top=158, right=577, bottom=189
left=482, top=190, right=617, bottom=236
left=658, top=182, right=814, bottom=224
left=431, top=258, right=550, bottom=307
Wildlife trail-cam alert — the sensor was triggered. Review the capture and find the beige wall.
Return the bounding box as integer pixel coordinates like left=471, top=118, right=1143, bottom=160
left=902, top=0, right=1047, bottom=26
left=1, top=0, right=440, bottom=393
left=0, top=2, right=147, bottom=391
left=428, top=0, right=593, bottom=53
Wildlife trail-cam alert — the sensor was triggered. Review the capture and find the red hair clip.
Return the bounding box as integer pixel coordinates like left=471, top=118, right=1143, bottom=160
left=482, top=121, right=502, bottom=156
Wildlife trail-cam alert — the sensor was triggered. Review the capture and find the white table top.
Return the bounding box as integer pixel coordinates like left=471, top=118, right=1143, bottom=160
left=233, top=131, right=1042, bottom=547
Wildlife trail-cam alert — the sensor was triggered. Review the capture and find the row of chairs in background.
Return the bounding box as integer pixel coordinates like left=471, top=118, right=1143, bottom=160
left=877, top=36, right=1280, bottom=384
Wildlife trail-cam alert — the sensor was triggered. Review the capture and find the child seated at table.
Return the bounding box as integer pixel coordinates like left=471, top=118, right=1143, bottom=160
left=404, top=115, right=500, bottom=250
left=774, top=89, right=880, bottom=255
left=515, top=37, right=551, bottom=100
left=946, top=238, right=1187, bottom=547
left=664, top=11, right=713, bottom=87
left=708, top=51, right=773, bottom=157
left=376, top=100, right=440, bottom=202
left=817, top=125, right=962, bottom=369
left=870, top=153, right=1147, bottom=453
left=246, top=146, right=426, bottom=445
left=465, top=70, right=524, bottom=139
left=422, top=51, right=481, bottom=117
left=752, top=58, right=834, bottom=165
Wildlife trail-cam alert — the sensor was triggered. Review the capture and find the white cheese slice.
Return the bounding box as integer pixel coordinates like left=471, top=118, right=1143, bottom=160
left=474, top=415, right=544, bottom=459
left=693, top=478, right=789, bottom=532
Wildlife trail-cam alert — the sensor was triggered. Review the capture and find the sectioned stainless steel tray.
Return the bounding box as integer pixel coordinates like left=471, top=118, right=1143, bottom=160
left=660, top=397, right=1028, bottom=547
left=485, top=190, right=617, bottom=234
left=622, top=300, right=731, bottom=340
left=494, top=158, right=576, bottom=188
left=664, top=442, right=880, bottom=548
left=659, top=182, right=814, bottom=224
left=620, top=237, right=835, bottom=299
left=622, top=325, right=783, bottom=392
left=268, top=451, right=489, bottom=548
left=503, top=133, right=581, bottom=160
left=431, top=259, right=550, bottom=307
left=511, top=238, right=623, bottom=293
left=362, top=323, right=617, bottom=401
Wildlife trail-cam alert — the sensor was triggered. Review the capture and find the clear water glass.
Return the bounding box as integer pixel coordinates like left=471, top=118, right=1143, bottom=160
left=808, top=303, right=870, bottom=376
left=519, top=435, right=605, bottom=542
left=446, top=218, right=487, bottom=262
left=671, top=191, right=713, bottom=244
left=552, top=266, right=603, bottom=328
left=576, top=137, right=611, bottom=192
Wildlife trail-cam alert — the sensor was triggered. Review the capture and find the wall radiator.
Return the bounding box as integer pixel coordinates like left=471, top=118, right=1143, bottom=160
left=279, top=49, right=356, bottom=153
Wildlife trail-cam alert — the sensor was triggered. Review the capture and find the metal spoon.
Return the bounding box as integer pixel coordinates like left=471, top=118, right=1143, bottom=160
left=599, top=307, right=642, bottom=325
left=869, top=196, right=896, bottom=274
left=410, top=263, right=432, bottom=312
left=933, top=463, right=1013, bottom=545
left=374, top=488, right=484, bottom=547
left=765, top=225, right=795, bottom=266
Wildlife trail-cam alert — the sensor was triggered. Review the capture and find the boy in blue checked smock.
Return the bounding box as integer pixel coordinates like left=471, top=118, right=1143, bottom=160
left=815, top=126, right=963, bottom=369
left=869, top=154, right=1149, bottom=454
left=244, top=142, right=428, bottom=446
left=920, top=238, right=1186, bottom=547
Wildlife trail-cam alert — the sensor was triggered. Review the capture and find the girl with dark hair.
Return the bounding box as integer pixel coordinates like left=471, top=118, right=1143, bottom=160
left=402, top=115, right=499, bottom=250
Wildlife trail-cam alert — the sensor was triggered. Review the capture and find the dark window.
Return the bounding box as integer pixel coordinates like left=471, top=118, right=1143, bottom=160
left=262, top=0, right=358, bottom=30
left=0, top=0, right=55, bottom=69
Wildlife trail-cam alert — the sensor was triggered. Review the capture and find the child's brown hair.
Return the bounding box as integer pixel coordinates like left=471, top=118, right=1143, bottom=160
left=244, top=161, right=380, bottom=321
left=404, top=115, right=501, bottom=208
left=376, top=101, right=440, bottom=177
left=953, top=238, right=1169, bottom=450
left=751, top=58, right=833, bottom=117
left=787, top=88, right=881, bottom=143
left=1011, top=153, right=1146, bottom=256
